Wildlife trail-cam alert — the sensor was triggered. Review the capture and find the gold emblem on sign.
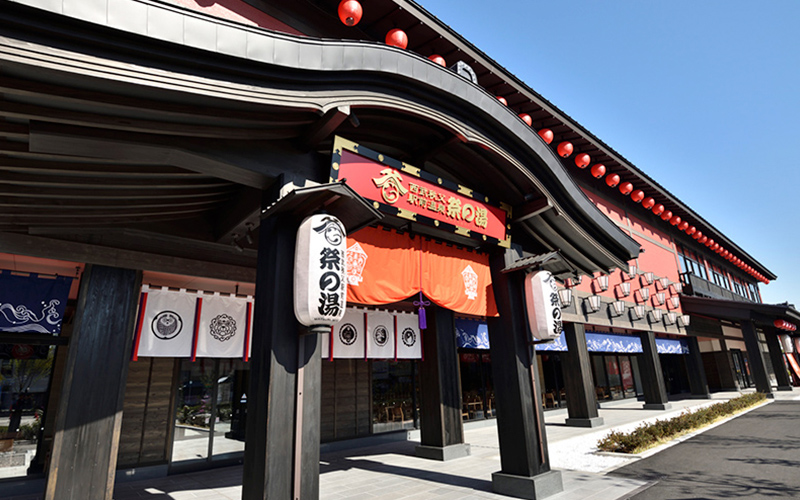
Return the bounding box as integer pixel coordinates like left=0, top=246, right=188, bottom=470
left=372, top=169, right=408, bottom=204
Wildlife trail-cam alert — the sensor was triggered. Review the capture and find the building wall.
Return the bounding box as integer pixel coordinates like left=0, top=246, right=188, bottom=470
left=320, top=359, right=371, bottom=442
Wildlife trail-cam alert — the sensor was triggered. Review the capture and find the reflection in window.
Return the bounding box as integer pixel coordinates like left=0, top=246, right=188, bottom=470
left=372, top=360, right=416, bottom=433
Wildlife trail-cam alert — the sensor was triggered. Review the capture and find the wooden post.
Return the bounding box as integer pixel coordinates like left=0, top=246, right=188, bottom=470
left=684, top=336, right=711, bottom=398
left=242, top=213, right=322, bottom=500
left=741, top=320, right=773, bottom=397
left=637, top=331, right=672, bottom=410
left=764, top=327, right=792, bottom=391
left=45, top=265, right=142, bottom=500
left=487, top=250, right=562, bottom=500
left=562, top=322, right=603, bottom=427
left=415, top=305, right=470, bottom=461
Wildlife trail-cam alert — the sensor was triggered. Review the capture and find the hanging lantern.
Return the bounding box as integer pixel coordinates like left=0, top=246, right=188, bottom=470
left=631, top=190, right=645, bottom=203
left=619, top=182, right=633, bottom=195
left=706, top=238, right=714, bottom=247
left=712, top=243, right=719, bottom=251
left=591, top=164, right=606, bottom=178
left=687, top=226, right=696, bottom=235
left=652, top=204, right=665, bottom=216
left=694, top=231, right=703, bottom=240
left=642, top=197, right=655, bottom=209
left=385, top=28, right=408, bottom=49
left=605, top=173, right=620, bottom=188
left=497, top=96, right=508, bottom=106
left=669, top=215, right=681, bottom=226
left=524, top=271, right=563, bottom=340
left=660, top=210, right=673, bottom=221
left=699, top=236, right=708, bottom=244
left=519, top=113, right=533, bottom=126
left=338, top=0, right=363, bottom=26
left=574, top=153, right=591, bottom=169
left=428, top=54, right=446, bottom=66
left=678, top=221, right=689, bottom=231
left=538, top=128, right=554, bottom=144
left=557, top=141, right=574, bottom=158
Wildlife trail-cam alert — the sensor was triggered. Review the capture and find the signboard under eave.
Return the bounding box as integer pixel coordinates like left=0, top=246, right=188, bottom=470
left=330, top=136, right=511, bottom=248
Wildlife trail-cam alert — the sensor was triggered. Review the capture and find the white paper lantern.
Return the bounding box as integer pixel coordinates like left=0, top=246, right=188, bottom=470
left=781, top=334, right=794, bottom=354
left=524, top=270, right=563, bottom=341
left=294, top=214, right=347, bottom=327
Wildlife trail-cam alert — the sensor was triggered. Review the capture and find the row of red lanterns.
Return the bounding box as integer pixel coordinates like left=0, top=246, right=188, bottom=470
left=774, top=319, right=797, bottom=332
left=336, top=1, right=769, bottom=286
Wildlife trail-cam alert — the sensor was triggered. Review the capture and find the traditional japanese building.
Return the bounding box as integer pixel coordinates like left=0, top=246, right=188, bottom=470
left=1, top=0, right=797, bottom=499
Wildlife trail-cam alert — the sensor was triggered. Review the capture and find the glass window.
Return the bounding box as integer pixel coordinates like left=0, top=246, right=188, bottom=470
left=631, top=356, right=644, bottom=396
left=372, top=360, right=416, bottom=433
left=619, top=356, right=635, bottom=397
left=592, top=355, right=609, bottom=400
left=605, top=355, right=622, bottom=399
left=172, top=359, right=214, bottom=464
left=481, top=354, right=495, bottom=417
left=211, top=359, right=249, bottom=461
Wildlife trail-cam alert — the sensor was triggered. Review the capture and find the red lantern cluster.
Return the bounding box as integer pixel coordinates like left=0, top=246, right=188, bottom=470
left=774, top=319, right=797, bottom=332
left=338, top=0, right=363, bottom=26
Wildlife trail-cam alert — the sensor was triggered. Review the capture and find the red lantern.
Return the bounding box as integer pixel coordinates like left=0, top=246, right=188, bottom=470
left=775, top=319, right=783, bottom=329
left=497, top=96, right=508, bottom=106
left=605, top=173, right=620, bottom=187
left=385, top=29, right=408, bottom=49
left=699, top=236, right=708, bottom=244
left=678, top=221, right=689, bottom=231
left=428, top=54, right=446, bottom=66
left=687, top=226, right=696, bottom=235
left=591, top=164, right=606, bottom=178
left=669, top=215, right=681, bottom=226
left=661, top=210, right=672, bottom=221
left=538, top=128, right=554, bottom=144
left=575, top=153, right=591, bottom=169
left=631, top=190, right=645, bottom=203
left=652, top=204, right=665, bottom=216
left=557, top=141, right=574, bottom=158
left=642, top=197, right=655, bottom=209
left=338, top=0, right=363, bottom=26
left=619, top=182, right=633, bottom=195
left=519, top=113, right=532, bottom=126
left=694, top=231, right=703, bottom=240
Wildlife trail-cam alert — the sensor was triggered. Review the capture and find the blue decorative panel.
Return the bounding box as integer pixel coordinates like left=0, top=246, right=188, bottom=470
left=455, top=318, right=490, bottom=349
left=534, top=334, right=567, bottom=351
left=585, top=333, right=642, bottom=353
left=656, top=338, right=690, bottom=354
left=0, top=270, right=72, bottom=335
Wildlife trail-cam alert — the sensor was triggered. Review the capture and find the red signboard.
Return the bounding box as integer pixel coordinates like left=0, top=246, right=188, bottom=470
left=331, top=137, right=510, bottom=247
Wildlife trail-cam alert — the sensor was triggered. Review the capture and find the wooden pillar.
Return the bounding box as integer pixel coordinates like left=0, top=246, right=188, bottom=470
left=764, top=327, right=792, bottom=391
left=242, top=213, right=322, bottom=500
left=741, top=320, right=773, bottom=397
left=684, top=337, right=711, bottom=398
left=637, top=331, right=672, bottom=410
left=415, top=305, right=470, bottom=461
left=562, top=322, right=603, bottom=427
left=487, top=251, right=562, bottom=500
left=45, top=265, right=142, bottom=500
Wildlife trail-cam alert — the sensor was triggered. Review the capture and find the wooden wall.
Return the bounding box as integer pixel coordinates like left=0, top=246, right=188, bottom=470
left=320, top=359, right=371, bottom=442
left=118, top=358, right=176, bottom=467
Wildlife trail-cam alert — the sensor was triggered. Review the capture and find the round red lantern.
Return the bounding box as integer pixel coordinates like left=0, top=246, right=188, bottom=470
left=538, top=128, right=554, bottom=144
left=687, top=226, right=696, bottom=235
left=661, top=210, right=672, bottom=221
left=385, top=29, right=408, bottom=49
left=631, top=190, right=645, bottom=203
left=497, top=96, right=508, bottom=106
left=652, top=204, right=665, bottom=216
left=642, top=197, right=655, bottom=209
left=699, top=236, right=708, bottom=244
left=338, top=0, right=363, bottom=26
left=694, top=231, right=703, bottom=240
left=574, top=153, right=591, bottom=169
left=428, top=54, right=446, bottom=66
left=557, top=141, right=574, bottom=158
left=775, top=319, right=783, bottom=329
left=605, top=173, right=620, bottom=188
left=519, top=113, right=532, bottom=126
left=619, top=182, right=633, bottom=195
left=669, top=215, right=681, bottom=226
left=590, top=164, right=606, bottom=178
left=678, top=221, right=689, bottom=231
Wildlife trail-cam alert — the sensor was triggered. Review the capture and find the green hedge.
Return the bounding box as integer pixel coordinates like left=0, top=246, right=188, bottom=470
left=597, top=392, right=767, bottom=454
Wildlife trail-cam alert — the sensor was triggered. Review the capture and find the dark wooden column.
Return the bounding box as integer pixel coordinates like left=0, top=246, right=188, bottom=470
left=242, top=213, right=322, bottom=500
left=45, top=265, right=142, bottom=500
left=684, top=336, right=711, bottom=398
left=562, top=322, right=603, bottom=427
left=486, top=251, right=562, bottom=500
left=416, top=305, right=470, bottom=461
left=741, top=320, right=774, bottom=397
left=637, top=331, right=672, bottom=410
left=764, top=327, right=792, bottom=391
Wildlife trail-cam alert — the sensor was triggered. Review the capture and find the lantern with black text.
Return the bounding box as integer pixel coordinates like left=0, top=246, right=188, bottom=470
left=294, top=214, right=347, bottom=327
left=524, top=270, right=563, bottom=341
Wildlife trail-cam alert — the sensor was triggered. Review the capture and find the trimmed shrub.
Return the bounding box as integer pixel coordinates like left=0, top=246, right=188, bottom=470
left=597, top=392, right=767, bottom=454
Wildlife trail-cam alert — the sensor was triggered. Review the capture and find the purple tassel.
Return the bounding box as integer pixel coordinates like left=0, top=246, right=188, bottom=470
left=413, top=292, right=430, bottom=330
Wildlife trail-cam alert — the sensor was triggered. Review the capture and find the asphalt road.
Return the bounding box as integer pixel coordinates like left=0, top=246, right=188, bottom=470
left=610, top=401, right=800, bottom=500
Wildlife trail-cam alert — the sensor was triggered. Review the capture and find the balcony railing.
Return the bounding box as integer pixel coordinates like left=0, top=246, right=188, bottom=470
left=681, top=272, right=752, bottom=303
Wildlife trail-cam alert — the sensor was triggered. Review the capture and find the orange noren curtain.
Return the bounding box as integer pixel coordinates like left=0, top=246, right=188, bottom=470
left=346, top=226, right=498, bottom=317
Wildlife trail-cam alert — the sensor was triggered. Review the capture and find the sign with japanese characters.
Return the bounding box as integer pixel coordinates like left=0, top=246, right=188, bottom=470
left=331, top=137, right=511, bottom=247
left=524, top=270, right=563, bottom=341
left=294, top=214, right=348, bottom=328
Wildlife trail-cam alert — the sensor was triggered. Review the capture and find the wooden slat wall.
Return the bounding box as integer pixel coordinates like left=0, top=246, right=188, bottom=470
left=118, top=358, right=176, bottom=467
left=320, top=360, right=371, bottom=442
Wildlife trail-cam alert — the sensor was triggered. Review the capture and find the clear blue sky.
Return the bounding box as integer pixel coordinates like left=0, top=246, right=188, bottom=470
left=420, top=0, right=800, bottom=307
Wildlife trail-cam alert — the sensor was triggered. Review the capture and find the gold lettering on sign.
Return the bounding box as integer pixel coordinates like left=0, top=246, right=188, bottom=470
left=373, top=169, right=408, bottom=204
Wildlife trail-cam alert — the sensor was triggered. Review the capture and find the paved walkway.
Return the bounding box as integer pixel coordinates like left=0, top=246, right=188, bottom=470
left=8, top=388, right=800, bottom=500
